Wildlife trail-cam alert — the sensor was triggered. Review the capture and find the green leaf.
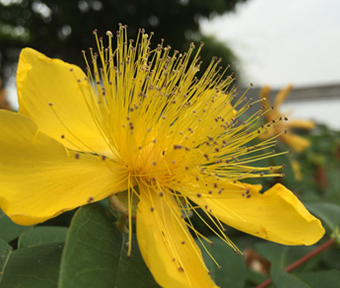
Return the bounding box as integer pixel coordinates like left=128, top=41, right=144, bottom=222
left=0, top=238, right=12, bottom=282
left=0, top=242, right=63, bottom=288
left=270, top=264, right=311, bottom=288
left=197, top=236, right=246, bottom=288
left=0, top=208, right=33, bottom=242
left=306, top=202, right=340, bottom=233
left=59, top=203, right=159, bottom=288
left=18, top=226, right=68, bottom=248
left=255, top=242, right=315, bottom=270
left=294, top=270, right=340, bottom=288
left=321, top=246, right=340, bottom=269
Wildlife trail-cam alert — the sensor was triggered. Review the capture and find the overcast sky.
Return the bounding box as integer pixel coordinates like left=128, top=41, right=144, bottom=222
left=200, top=0, right=340, bottom=89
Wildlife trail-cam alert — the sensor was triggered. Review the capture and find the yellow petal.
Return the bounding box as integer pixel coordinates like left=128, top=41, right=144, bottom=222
left=288, top=119, right=315, bottom=130
left=191, top=183, right=324, bottom=246
left=17, top=48, right=111, bottom=156
left=290, top=158, right=302, bottom=181
left=281, top=133, right=311, bottom=152
left=259, top=86, right=281, bottom=122
left=137, top=183, right=218, bottom=288
left=274, top=84, right=293, bottom=108
left=0, top=110, right=128, bottom=225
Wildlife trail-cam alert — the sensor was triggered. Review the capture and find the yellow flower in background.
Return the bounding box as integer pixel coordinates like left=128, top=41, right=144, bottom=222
left=0, top=25, right=324, bottom=288
left=259, top=85, right=315, bottom=153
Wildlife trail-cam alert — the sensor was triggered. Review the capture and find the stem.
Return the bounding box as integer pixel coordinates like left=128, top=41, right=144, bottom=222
left=116, top=213, right=129, bottom=233
left=255, top=238, right=335, bottom=288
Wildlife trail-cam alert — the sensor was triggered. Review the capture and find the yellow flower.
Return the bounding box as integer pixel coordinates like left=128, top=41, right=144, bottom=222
left=0, top=26, right=324, bottom=288
left=259, top=85, right=315, bottom=153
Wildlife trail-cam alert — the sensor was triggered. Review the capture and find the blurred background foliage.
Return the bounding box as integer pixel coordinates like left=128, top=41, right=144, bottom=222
left=1, top=0, right=340, bottom=288
left=0, top=0, right=246, bottom=84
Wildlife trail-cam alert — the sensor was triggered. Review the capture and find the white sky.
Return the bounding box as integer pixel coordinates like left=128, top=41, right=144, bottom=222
left=200, top=0, right=340, bottom=88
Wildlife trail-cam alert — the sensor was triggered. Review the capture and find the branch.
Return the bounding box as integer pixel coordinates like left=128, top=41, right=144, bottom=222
left=255, top=238, right=335, bottom=288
